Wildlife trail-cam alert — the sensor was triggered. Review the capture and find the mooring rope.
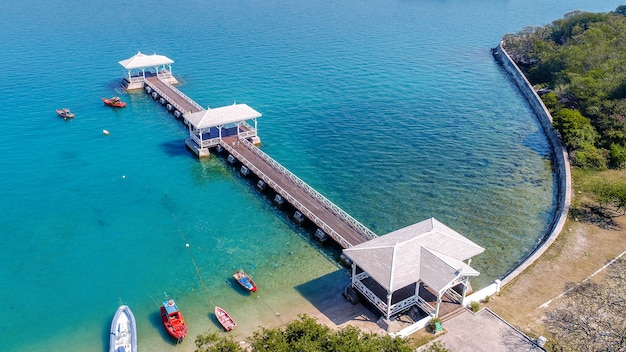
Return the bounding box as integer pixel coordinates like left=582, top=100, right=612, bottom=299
left=171, top=213, right=216, bottom=308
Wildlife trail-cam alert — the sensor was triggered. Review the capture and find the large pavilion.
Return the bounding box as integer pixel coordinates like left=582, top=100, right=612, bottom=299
left=119, top=51, right=178, bottom=90
left=184, top=103, right=262, bottom=157
left=342, top=217, right=484, bottom=321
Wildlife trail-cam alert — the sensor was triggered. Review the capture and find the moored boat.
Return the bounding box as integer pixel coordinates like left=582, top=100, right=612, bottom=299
left=215, top=306, right=236, bottom=331
left=102, top=96, right=127, bottom=108
left=110, top=305, right=137, bottom=352
left=56, top=108, right=75, bottom=119
left=233, top=269, right=257, bottom=292
left=160, top=299, right=187, bottom=341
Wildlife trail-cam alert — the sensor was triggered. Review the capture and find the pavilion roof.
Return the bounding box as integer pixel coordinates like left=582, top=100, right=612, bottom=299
left=185, top=103, right=262, bottom=130
left=119, top=51, right=174, bottom=70
left=343, top=217, right=484, bottom=293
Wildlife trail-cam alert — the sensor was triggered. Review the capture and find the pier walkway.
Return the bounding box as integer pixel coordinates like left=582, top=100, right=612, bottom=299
left=145, top=76, right=203, bottom=115
left=220, top=136, right=378, bottom=248
left=141, top=75, right=377, bottom=248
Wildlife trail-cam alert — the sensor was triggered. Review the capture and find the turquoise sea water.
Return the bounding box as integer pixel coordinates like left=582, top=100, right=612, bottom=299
left=1, top=0, right=622, bottom=351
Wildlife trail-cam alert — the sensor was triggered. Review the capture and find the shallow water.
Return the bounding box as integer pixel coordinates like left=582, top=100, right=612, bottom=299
left=0, top=0, right=622, bottom=350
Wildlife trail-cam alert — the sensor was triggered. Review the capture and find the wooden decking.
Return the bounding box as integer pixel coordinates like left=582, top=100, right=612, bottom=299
left=220, top=136, right=376, bottom=248
left=145, top=77, right=203, bottom=114
left=143, top=76, right=376, bottom=248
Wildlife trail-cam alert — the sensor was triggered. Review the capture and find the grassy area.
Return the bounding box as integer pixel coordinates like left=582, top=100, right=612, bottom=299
left=485, top=168, right=626, bottom=348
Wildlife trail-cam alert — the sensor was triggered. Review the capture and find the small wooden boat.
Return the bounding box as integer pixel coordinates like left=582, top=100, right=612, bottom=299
left=233, top=269, right=257, bottom=292
left=109, top=305, right=137, bottom=352
left=160, top=299, right=187, bottom=341
left=215, top=306, right=236, bottom=331
left=102, top=96, right=127, bottom=108
left=56, top=108, right=75, bottom=119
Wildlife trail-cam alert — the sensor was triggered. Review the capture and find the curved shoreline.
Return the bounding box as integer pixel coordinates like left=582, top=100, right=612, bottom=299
left=492, top=42, right=572, bottom=286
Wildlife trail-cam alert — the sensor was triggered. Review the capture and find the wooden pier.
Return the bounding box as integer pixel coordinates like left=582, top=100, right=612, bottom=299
left=136, top=75, right=377, bottom=248
left=220, top=136, right=377, bottom=248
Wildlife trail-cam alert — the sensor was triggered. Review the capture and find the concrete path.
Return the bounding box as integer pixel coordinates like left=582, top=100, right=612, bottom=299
left=420, top=309, right=544, bottom=352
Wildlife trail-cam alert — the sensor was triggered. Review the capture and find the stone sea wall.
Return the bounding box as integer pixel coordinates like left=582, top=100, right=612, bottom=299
left=491, top=42, right=572, bottom=286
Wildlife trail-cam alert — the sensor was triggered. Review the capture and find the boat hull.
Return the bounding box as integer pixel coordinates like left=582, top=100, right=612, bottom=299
left=215, top=306, right=236, bottom=331
left=233, top=270, right=257, bottom=292
left=56, top=109, right=75, bottom=119
left=161, top=299, right=187, bottom=340
left=102, top=97, right=127, bottom=108
left=110, top=305, right=137, bottom=352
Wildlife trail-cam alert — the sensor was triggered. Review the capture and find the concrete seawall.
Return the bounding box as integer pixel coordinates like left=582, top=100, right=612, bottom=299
left=492, top=42, right=572, bottom=286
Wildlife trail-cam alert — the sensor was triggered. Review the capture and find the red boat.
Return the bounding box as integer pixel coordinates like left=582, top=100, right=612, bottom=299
left=215, top=306, right=236, bottom=331
left=160, top=299, right=187, bottom=340
left=233, top=269, right=257, bottom=292
left=102, top=96, right=127, bottom=108
left=56, top=108, right=75, bottom=119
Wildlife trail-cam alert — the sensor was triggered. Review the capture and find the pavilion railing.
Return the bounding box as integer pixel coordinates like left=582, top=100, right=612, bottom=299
left=353, top=274, right=387, bottom=314
left=416, top=296, right=436, bottom=316
left=238, top=138, right=378, bottom=242
left=220, top=139, right=354, bottom=248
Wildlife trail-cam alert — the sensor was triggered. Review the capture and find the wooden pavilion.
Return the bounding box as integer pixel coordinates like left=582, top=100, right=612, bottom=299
left=342, top=217, right=484, bottom=320
left=119, top=51, right=178, bottom=90
left=184, top=103, right=262, bottom=157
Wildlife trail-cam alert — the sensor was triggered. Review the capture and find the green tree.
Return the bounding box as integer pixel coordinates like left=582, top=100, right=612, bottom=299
left=195, top=315, right=413, bottom=352
left=614, top=5, right=626, bottom=17
left=592, top=180, right=626, bottom=215
left=553, top=108, right=598, bottom=150
left=504, top=8, right=626, bottom=169
left=609, top=143, right=626, bottom=168
left=195, top=332, right=245, bottom=352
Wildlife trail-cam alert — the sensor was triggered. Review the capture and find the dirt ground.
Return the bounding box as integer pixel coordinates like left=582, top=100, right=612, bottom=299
left=486, top=175, right=626, bottom=343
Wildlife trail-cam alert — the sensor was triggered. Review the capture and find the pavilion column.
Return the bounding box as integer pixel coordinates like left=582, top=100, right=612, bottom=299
left=386, top=292, right=392, bottom=320
left=435, top=293, right=442, bottom=317
left=461, top=276, right=469, bottom=301
left=351, top=264, right=356, bottom=287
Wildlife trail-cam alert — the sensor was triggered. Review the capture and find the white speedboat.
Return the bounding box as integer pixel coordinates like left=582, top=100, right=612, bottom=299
left=110, top=305, right=137, bottom=352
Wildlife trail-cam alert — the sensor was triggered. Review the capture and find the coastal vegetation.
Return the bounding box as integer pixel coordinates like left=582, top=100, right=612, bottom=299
left=503, top=6, right=626, bottom=170
left=194, top=314, right=412, bottom=352
left=486, top=7, right=626, bottom=352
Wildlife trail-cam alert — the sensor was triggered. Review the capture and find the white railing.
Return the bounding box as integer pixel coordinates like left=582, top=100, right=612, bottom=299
left=416, top=295, right=436, bottom=316
left=353, top=279, right=387, bottom=313
left=144, top=80, right=189, bottom=115
left=390, top=296, right=417, bottom=316
left=221, top=139, right=355, bottom=248
left=444, top=287, right=463, bottom=303
left=238, top=138, right=378, bottom=242
left=156, top=77, right=204, bottom=111
left=190, top=133, right=221, bottom=148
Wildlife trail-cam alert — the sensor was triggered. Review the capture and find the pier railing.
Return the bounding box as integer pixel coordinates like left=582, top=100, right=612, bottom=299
left=229, top=138, right=378, bottom=246
left=145, top=80, right=189, bottom=115
left=220, top=140, right=349, bottom=247
left=156, top=77, right=204, bottom=112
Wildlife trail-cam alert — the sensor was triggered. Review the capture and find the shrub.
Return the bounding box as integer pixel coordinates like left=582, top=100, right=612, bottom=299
left=468, top=301, right=481, bottom=313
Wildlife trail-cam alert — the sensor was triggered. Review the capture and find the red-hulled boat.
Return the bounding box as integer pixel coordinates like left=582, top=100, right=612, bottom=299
left=233, top=269, right=257, bottom=292
left=215, top=306, right=236, bottom=331
left=160, top=299, right=187, bottom=340
left=102, top=96, right=127, bottom=108
left=56, top=108, right=75, bottom=119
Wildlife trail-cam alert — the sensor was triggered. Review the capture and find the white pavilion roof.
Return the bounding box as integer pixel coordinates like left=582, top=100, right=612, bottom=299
left=343, top=217, right=484, bottom=293
left=185, top=103, right=262, bottom=130
left=119, top=51, right=174, bottom=70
